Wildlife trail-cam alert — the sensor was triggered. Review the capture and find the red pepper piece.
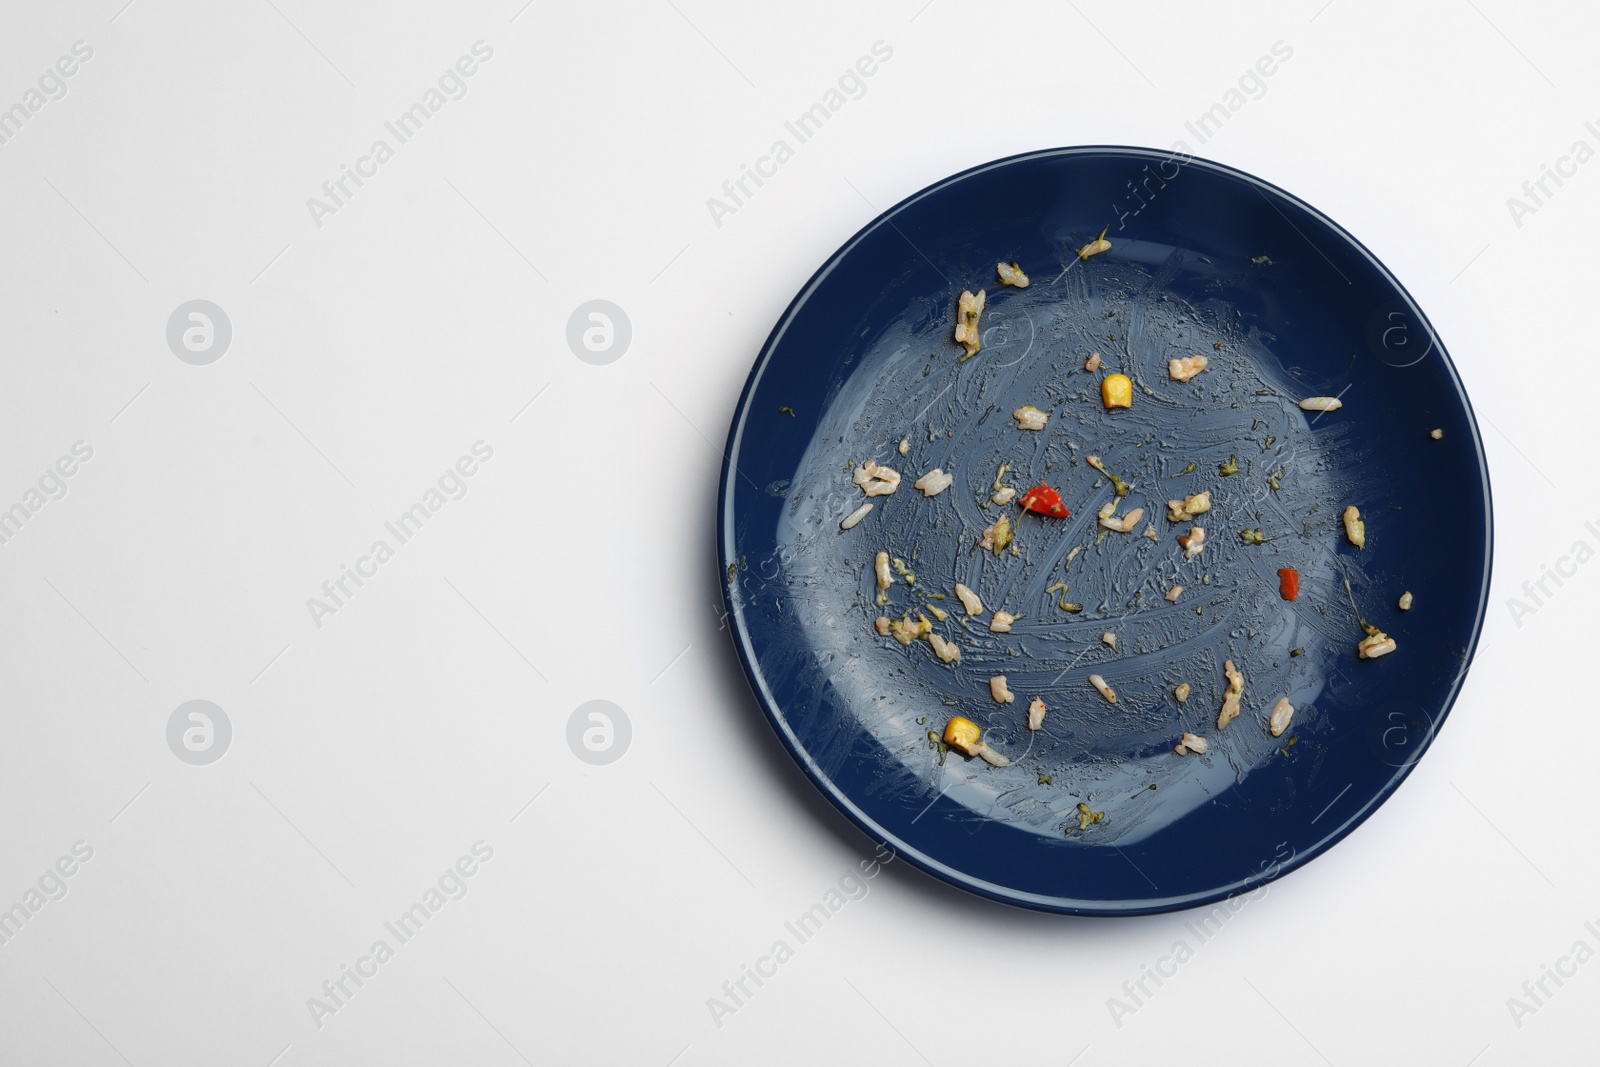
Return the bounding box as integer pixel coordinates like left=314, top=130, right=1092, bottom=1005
left=1277, top=567, right=1299, bottom=601
left=1019, top=484, right=1069, bottom=517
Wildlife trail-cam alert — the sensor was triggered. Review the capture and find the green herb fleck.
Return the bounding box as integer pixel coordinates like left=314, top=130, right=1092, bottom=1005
left=779, top=405, right=795, bottom=417
left=1219, top=455, right=1240, bottom=476
left=1086, top=454, right=1132, bottom=496
left=1173, top=462, right=1196, bottom=477
left=1290, top=648, right=1304, bottom=658
left=1072, top=802, right=1106, bottom=833
left=1037, top=773, right=1053, bottom=786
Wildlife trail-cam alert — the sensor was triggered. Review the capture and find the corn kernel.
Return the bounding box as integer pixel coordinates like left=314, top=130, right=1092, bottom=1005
left=1101, top=373, right=1132, bottom=409
left=940, top=716, right=1008, bottom=766
left=943, top=716, right=981, bottom=753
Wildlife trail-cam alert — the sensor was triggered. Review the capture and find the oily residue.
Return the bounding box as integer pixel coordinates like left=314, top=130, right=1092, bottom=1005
left=757, top=251, right=1372, bottom=845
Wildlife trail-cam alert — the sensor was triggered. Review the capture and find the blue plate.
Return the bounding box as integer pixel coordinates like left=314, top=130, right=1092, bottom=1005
left=717, top=147, right=1492, bottom=915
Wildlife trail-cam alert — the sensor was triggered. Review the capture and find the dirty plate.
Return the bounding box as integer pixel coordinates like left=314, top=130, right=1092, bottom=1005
left=717, top=146, right=1491, bottom=915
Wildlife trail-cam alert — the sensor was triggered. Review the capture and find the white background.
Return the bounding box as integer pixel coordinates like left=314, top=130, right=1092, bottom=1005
left=0, top=0, right=1595, bottom=1064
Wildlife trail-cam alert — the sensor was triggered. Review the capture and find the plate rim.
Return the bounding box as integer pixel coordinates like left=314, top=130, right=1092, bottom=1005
left=716, top=144, right=1495, bottom=916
